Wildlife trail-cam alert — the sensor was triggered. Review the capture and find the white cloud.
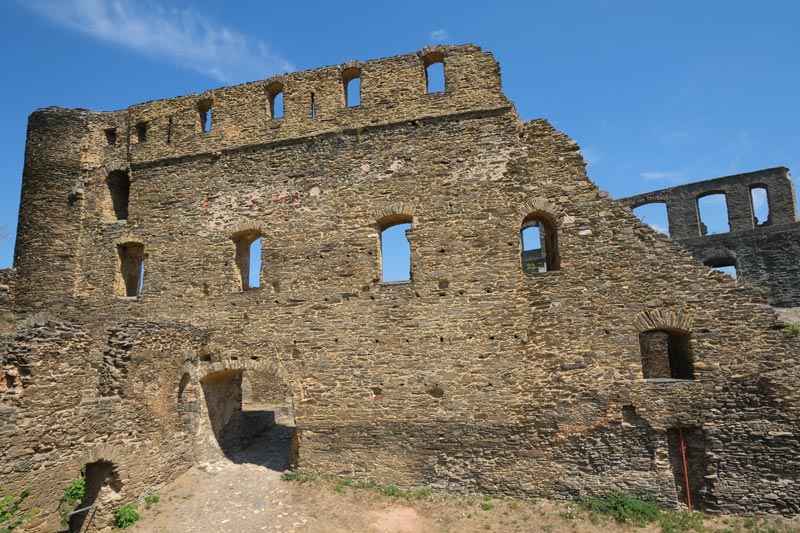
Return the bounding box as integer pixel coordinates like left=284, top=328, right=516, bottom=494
left=23, top=0, right=293, bottom=83
left=648, top=223, right=668, bottom=235
left=640, top=170, right=686, bottom=181
left=429, top=29, right=449, bottom=43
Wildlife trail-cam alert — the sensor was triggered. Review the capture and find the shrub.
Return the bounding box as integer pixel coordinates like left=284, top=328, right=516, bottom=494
left=113, top=503, right=140, bottom=529
left=580, top=491, right=660, bottom=526
left=786, top=323, right=800, bottom=337
left=144, top=493, right=160, bottom=510
left=659, top=510, right=705, bottom=533
left=59, top=476, right=86, bottom=526
left=1, top=488, right=38, bottom=533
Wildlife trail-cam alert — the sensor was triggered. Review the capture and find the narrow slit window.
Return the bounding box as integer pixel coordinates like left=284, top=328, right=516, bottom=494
left=166, top=117, right=173, bottom=144
left=232, top=232, right=263, bottom=291
left=118, top=243, right=144, bottom=297
left=310, top=92, right=316, bottom=119
left=272, top=92, right=284, bottom=118
left=520, top=213, right=560, bottom=274
left=267, top=81, right=284, bottom=119
left=632, top=202, right=670, bottom=236
left=106, top=170, right=130, bottom=221
left=697, top=193, right=730, bottom=235
left=135, top=122, right=147, bottom=143
left=343, top=68, right=362, bottom=108
left=750, top=186, right=770, bottom=226
left=639, top=329, right=694, bottom=380
left=198, top=100, right=213, bottom=132
left=378, top=216, right=413, bottom=282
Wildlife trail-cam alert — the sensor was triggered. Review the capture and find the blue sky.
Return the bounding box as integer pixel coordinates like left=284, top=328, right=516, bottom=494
left=2, top=0, right=800, bottom=270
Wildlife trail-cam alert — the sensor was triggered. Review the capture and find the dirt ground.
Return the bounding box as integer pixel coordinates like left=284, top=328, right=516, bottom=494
left=130, top=406, right=799, bottom=533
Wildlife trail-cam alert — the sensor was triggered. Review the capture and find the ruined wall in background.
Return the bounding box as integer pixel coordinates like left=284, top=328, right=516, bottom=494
left=3, top=45, right=799, bottom=530
left=620, top=167, right=800, bottom=308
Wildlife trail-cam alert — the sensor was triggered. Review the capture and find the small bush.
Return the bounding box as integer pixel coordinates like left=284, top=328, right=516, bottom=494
left=113, top=503, right=140, bottom=529
left=144, top=493, right=160, bottom=510
left=1, top=488, right=38, bottom=533
left=280, top=471, right=315, bottom=483
left=786, top=323, right=800, bottom=337
left=59, top=477, right=86, bottom=526
left=659, top=510, right=705, bottom=533
left=580, top=491, right=660, bottom=526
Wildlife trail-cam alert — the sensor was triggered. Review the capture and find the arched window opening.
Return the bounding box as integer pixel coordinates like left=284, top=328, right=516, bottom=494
left=267, top=82, right=284, bottom=119
left=697, top=193, right=730, bottom=235
left=198, top=99, right=213, bottom=132
left=106, top=171, right=129, bottom=221
left=750, top=186, right=770, bottom=226
left=639, top=329, right=694, bottom=380
left=704, top=257, right=737, bottom=282
left=232, top=232, right=263, bottom=291
left=520, top=213, right=560, bottom=274
left=378, top=215, right=413, bottom=282
left=342, top=68, right=362, bottom=108
left=118, top=243, right=144, bottom=297
left=423, top=52, right=445, bottom=94
left=632, top=202, right=670, bottom=236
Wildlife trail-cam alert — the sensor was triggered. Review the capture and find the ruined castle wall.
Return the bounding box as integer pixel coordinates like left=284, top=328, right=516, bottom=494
left=621, top=168, right=800, bottom=307
left=4, top=46, right=800, bottom=528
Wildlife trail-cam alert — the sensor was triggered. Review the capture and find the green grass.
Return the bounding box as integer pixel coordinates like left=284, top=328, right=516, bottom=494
left=113, top=503, right=140, bottom=529
left=580, top=491, right=660, bottom=527
left=144, top=493, right=160, bottom=510
left=480, top=502, right=494, bottom=511
left=659, top=510, right=706, bottom=533
left=280, top=471, right=315, bottom=483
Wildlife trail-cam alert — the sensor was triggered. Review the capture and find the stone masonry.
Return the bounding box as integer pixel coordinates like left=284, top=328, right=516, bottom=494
left=620, top=167, right=800, bottom=308
left=1, top=45, right=799, bottom=531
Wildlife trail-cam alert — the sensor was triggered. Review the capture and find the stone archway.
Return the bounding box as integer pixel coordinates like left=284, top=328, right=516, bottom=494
left=192, top=360, right=298, bottom=470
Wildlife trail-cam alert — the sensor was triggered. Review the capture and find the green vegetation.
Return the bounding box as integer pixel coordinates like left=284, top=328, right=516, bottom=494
left=144, top=493, right=160, bottom=510
left=659, top=510, right=706, bottom=533
left=1, top=488, right=38, bottom=533
left=480, top=502, right=494, bottom=511
left=786, top=323, right=800, bottom=337
left=580, top=491, right=660, bottom=526
left=58, top=476, right=86, bottom=526
left=113, top=502, right=140, bottom=529
left=280, top=471, right=315, bottom=483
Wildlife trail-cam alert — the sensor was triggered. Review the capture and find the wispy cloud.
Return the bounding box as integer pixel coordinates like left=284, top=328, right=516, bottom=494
left=429, top=29, right=449, bottom=43
left=640, top=170, right=687, bottom=182
left=22, top=0, right=293, bottom=83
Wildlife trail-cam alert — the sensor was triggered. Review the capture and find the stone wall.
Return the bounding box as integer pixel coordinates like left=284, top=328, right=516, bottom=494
left=620, top=167, right=800, bottom=307
left=3, top=45, right=799, bottom=530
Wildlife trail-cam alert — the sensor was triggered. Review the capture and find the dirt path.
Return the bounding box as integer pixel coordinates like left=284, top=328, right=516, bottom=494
left=131, top=407, right=799, bottom=533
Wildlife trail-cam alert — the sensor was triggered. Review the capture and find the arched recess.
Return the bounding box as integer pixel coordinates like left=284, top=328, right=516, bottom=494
left=696, top=247, right=738, bottom=282
left=518, top=197, right=562, bottom=274
left=229, top=222, right=265, bottom=291
left=68, top=446, right=127, bottom=532
left=635, top=309, right=695, bottom=380
left=373, top=204, right=414, bottom=282
left=194, top=359, right=299, bottom=470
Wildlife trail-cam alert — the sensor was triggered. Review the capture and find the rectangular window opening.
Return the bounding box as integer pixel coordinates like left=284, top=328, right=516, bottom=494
left=633, top=202, right=670, bottom=236
left=380, top=223, right=412, bottom=282
left=750, top=186, right=770, bottom=226
left=426, top=62, right=445, bottom=94
left=135, top=122, right=148, bottom=143
left=310, top=92, right=316, bottom=120
left=272, top=92, right=284, bottom=119
left=104, top=128, right=117, bottom=146
left=118, top=243, right=144, bottom=297
left=697, top=193, right=730, bottom=235
left=346, top=77, right=361, bottom=107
